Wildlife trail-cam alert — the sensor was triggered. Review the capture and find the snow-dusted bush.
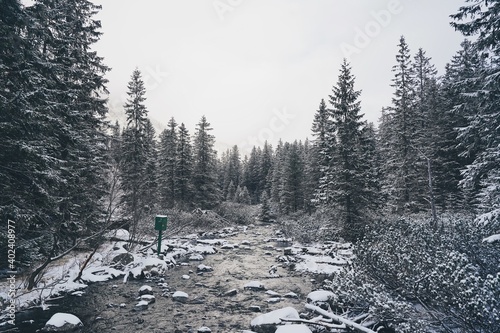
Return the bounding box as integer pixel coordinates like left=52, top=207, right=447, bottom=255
left=324, top=214, right=499, bottom=332
left=278, top=208, right=341, bottom=243
left=214, top=202, right=257, bottom=225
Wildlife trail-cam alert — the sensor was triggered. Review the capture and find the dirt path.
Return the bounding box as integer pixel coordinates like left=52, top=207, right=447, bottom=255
left=75, top=223, right=316, bottom=333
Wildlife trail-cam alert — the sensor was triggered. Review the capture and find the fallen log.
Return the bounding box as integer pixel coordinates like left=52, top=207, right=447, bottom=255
left=280, top=317, right=346, bottom=330
left=305, top=304, right=377, bottom=333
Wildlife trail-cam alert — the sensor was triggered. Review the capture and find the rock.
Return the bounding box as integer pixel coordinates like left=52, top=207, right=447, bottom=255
left=119, top=303, right=126, bottom=308
left=138, top=285, right=153, bottom=296
left=197, top=327, right=211, bottom=333
left=306, top=290, right=335, bottom=310
left=173, top=291, right=188, bottom=303
left=275, top=324, right=312, bottom=333
left=266, top=297, right=282, bottom=304
left=111, top=252, right=134, bottom=268
left=265, top=290, right=280, bottom=296
left=189, top=253, right=205, bottom=261
left=221, top=243, right=235, bottom=249
left=134, top=300, right=149, bottom=311
left=140, top=294, right=156, bottom=304
left=249, top=305, right=261, bottom=312
left=182, top=274, right=190, bottom=280
left=306, top=290, right=334, bottom=304
left=250, top=307, right=300, bottom=333
left=244, top=281, right=265, bottom=291
left=223, top=289, right=238, bottom=297
left=42, top=313, right=83, bottom=332
left=284, top=292, right=298, bottom=299
left=197, top=264, right=213, bottom=272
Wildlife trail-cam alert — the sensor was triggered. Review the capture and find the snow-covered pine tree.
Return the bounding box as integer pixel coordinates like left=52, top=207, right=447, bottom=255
left=120, top=69, right=150, bottom=241
left=226, top=180, right=237, bottom=202
left=311, top=99, right=334, bottom=205
left=158, top=117, right=178, bottom=208
left=175, top=123, right=193, bottom=208
left=236, top=185, right=251, bottom=205
left=451, top=1, right=500, bottom=234
left=192, top=116, right=219, bottom=209
left=0, top=0, right=110, bottom=287
left=301, top=138, right=317, bottom=213
left=381, top=36, right=421, bottom=213
left=269, top=140, right=285, bottom=208
left=328, top=59, right=371, bottom=241
left=280, top=141, right=305, bottom=214
left=259, top=191, right=273, bottom=223
left=259, top=141, right=274, bottom=198
left=143, top=119, right=158, bottom=214
left=26, top=0, right=109, bottom=240
left=0, top=0, right=55, bottom=233
left=222, top=145, right=242, bottom=200
left=243, top=146, right=261, bottom=203
left=438, top=40, right=482, bottom=209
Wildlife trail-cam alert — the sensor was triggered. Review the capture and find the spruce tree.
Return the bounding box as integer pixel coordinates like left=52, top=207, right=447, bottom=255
left=280, top=141, right=304, bottom=213
left=120, top=69, right=150, bottom=240
left=243, top=146, right=261, bottom=203
left=311, top=99, right=330, bottom=204
left=192, top=116, right=219, bottom=209
left=29, top=0, right=109, bottom=239
left=158, top=117, right=178, bottom=208
left=328, top=59, right=372, bottom=241
left=176, top=123, right=193, bottom=208
left=381, top=36, right=421, bottom=212
left=451, top=1, right=500, bottom=233
left=438, top=40, right=482, bottom=209
left=143, top=119, right=158, bottom=214
left=259, top=142, right=274, bottom=197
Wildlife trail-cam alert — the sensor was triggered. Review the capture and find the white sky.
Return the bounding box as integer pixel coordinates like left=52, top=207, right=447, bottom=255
left=90, top=0, right=467, bottom=153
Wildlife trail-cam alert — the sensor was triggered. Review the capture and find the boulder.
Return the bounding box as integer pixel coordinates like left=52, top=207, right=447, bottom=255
left=138, top=285, right=153, bottom=296
left=42, top=313, right=83, bottom=332
left=172, top=291, right=188, bottom=303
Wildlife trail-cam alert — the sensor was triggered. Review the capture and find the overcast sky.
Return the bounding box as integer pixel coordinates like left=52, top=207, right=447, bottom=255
left=91, top=0, right=467, bottom=153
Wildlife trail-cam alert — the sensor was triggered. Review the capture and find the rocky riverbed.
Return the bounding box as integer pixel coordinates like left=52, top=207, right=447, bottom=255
left=5, top=222, right=352, bottom=333
left=74, top=224, right=318, bottom=333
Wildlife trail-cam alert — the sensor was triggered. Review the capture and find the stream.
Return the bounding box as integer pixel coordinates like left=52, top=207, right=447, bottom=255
left=8, top=223, right=324, bottom=333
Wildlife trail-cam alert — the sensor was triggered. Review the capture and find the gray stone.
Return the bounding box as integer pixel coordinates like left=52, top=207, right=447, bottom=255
left=42, top=313, right=83, bottom=332
left=223, top=289, right=238, bottom=297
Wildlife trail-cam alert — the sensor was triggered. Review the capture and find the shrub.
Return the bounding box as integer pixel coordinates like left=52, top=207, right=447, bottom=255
left=277, top=207, right=342, bottom=244
left=324, top=214, right=500, bottom=332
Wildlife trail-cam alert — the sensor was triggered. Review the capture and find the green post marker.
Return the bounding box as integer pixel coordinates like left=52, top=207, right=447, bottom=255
left=154, top=215, right=168, bottom=256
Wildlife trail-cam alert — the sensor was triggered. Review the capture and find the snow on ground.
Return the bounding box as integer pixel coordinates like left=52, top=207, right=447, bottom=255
left=282, top=242, right=352, bottom=275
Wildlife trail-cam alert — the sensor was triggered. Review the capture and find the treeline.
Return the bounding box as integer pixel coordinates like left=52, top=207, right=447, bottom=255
left=1, top=0, right=499, bottom=269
